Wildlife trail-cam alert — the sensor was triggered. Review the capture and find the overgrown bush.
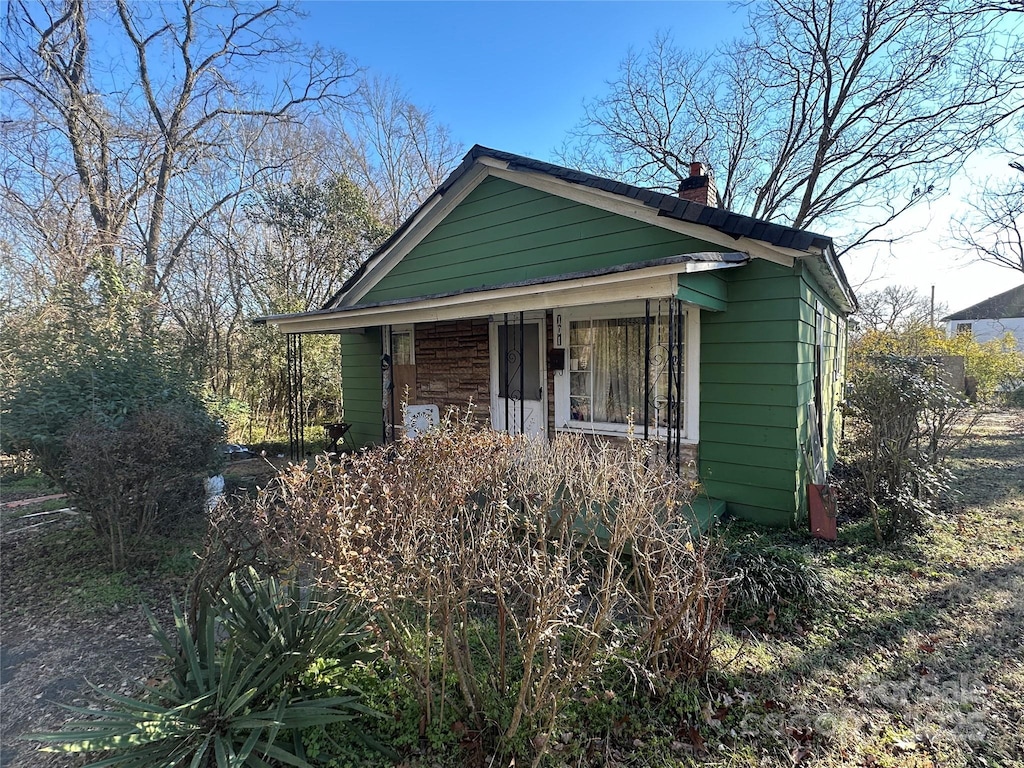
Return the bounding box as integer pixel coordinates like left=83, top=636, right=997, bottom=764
left=1003, top=384, right=1024, bottom=408
left=253, top=409, right=727, bottom=766
left=61, top=405, right=223, bottom=569
left=2, top=291, right=223, bottom=568
left=845, top=354, right=979, bottom=543
left=30, top=569, right=376, bottom=767
left=851, top=324, right=1024, bottom=400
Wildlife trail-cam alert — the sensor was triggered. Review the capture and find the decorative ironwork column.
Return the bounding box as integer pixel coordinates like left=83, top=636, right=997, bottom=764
left=519, top=310, right=525, bottom=435
left=381, top=327, right=394, bottom=443
left=641, top=298, right=687, bottom=475
left=286, top=333, right=305, bottom=462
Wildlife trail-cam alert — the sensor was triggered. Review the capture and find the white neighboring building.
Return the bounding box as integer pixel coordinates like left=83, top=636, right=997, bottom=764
left=943, top=283, right=1024, bottom=351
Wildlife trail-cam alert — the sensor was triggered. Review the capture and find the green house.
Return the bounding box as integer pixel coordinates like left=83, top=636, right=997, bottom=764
left=263, top=146, right=857, bottom=528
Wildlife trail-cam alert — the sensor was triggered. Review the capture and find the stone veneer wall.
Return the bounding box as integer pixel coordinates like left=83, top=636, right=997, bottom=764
left=411, top=319, right=491, bottom=418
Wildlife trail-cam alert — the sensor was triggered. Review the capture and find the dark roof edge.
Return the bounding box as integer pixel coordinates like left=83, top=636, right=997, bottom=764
left=256, top=251, right=749, bottom=325
left=324, top=144, right=856, bottom=312
left=941, top=282, right=1024, bottom=321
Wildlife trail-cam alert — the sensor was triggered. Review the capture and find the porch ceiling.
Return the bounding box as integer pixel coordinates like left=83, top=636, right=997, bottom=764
left=259, top=252, right=747, bottom=334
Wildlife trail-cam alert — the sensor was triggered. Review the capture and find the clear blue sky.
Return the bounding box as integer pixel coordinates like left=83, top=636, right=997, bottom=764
left=297, top=1, right=1014, bottom=309
left=299, top=1, right=742, bottom=159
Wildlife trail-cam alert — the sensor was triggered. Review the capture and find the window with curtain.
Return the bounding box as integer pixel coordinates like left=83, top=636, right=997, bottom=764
left=567, top=312, right=677, bottom=430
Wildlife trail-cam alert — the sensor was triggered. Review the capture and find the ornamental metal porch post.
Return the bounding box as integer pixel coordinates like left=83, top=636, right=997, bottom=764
left=286, top=332, right=305, bottom=462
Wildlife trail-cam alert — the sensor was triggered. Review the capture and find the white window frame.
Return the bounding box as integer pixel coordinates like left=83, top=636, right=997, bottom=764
left=553, top=301, right=700, bottom=443
left=389, top=323, right=415, bottom=365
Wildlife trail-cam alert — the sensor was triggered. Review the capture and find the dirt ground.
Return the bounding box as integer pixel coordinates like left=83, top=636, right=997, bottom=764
left=0, top=456, right=283, bottom=768
left=0, top=507, right=181, bottom=768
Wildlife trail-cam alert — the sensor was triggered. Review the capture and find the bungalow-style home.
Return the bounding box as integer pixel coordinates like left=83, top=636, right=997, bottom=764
left=943, top=283, right=1024, bottom=351
left=261, top=146, right=857, bottom=528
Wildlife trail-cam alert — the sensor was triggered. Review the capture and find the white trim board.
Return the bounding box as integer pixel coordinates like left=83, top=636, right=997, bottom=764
left=337, top=163, right=489, bottom=308
left=272, top=260, right=741, bottom=333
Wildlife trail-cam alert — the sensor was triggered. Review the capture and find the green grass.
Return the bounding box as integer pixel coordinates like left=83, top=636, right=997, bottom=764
left=1, top=513, right=205, bottom=617
left=0, top=469, right=59, bottom=497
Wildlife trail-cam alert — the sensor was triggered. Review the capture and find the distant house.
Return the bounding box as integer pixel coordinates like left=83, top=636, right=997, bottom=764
left=260, top=146, right=857, bottom=528
left=943, top=283, right=1024, bottom=351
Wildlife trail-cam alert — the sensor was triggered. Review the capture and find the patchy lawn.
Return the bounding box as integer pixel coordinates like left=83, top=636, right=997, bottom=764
left=697, top=409, right=1023, bottom=768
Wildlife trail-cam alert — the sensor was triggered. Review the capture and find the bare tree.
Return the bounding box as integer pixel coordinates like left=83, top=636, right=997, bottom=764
left=1, top=0, right=356, bottom=313
left=855, top=285, right=944, bottom=333
left=339, top=74, right=463, bottom=229
left=954, top=154, right=1024, bottom=274
left=562, top=0, right=1023, bottom=254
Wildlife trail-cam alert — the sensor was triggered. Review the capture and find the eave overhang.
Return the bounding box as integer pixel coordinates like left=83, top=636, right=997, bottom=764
left=801, top=243, right=858, bottom=313
left=257, top=252, right=748, bottom=334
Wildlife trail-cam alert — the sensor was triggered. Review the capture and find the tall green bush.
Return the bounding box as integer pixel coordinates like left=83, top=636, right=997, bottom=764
left=1, top=287, right=223, bottom=567
left=845, top=354, right=978, bottom=543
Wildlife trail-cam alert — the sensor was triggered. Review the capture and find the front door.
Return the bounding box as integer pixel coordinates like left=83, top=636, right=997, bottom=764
left=490, top=318, right=546, bottom=437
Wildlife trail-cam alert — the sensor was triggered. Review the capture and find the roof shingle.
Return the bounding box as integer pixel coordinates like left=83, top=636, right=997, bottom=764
left=943, top=284, right=1024, bottom=321
left=326, top=144, right=849, bottom=310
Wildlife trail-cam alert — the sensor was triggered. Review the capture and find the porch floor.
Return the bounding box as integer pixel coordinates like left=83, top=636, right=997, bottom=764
left=689, top=496, right=727, bottom=535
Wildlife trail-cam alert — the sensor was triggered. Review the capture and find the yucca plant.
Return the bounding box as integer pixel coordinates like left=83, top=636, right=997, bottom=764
left=28, top=570, right=377, bottom=767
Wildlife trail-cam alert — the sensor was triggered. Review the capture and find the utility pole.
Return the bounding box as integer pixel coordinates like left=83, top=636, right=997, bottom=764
left=930, top=285, right=935, bottom=327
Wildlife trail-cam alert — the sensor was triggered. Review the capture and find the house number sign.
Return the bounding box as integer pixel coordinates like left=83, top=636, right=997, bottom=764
left=554, top=312, right=563, bottom=347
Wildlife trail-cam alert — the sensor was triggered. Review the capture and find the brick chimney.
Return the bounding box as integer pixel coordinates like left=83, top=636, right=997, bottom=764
left=677, top=162, right=719, bottom=208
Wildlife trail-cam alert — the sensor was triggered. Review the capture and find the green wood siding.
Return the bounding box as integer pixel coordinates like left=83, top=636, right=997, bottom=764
left=340, top=329, right=382, bottom=448
left=794, top=264, right=846, bottom=486
left=698, top=260, right=805, bottom=526
left=677, top=272, right=727, bottom=311
left=329, top=174, right=852, bottom=529
left=360, top=177, right=729, bottom=303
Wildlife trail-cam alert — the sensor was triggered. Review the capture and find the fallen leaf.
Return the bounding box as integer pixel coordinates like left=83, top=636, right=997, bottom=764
left=785, top=725, right=815, bottom=744
left=892, top=738, right=917, bottom=753
left=791, top=745, right=813, bottom=765
left=685, top=724, right=707, bottom=755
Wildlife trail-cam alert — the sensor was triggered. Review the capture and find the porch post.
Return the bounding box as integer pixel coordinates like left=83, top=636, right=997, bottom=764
left=519, top=310, right=525, bottom=436
left=674, top=299, right=684, bottom=475
left=286, top=333, right=305, bottom=462
left=643, top=300, right=651, bottom=442
left=388, top=325, right=396, bottom=442
left=503, top=313, right=510, bottom=434
left=666, top=300, right=674, bottom=465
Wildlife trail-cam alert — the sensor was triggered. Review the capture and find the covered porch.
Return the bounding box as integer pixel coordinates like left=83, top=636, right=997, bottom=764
left=269, top=252, right=748, bottom=478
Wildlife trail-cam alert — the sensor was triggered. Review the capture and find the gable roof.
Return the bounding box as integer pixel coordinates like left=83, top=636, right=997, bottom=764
left=943, top=283, right=1024, bottom=321
left=326, top=145, right=857, bottom=313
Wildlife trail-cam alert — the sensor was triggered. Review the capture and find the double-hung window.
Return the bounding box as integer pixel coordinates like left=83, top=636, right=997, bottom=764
left=554, top=301, right=699, bottom=441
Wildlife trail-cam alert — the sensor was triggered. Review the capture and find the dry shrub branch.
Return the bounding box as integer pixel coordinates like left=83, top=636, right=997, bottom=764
left=253, top=408, right=728, bottom=764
